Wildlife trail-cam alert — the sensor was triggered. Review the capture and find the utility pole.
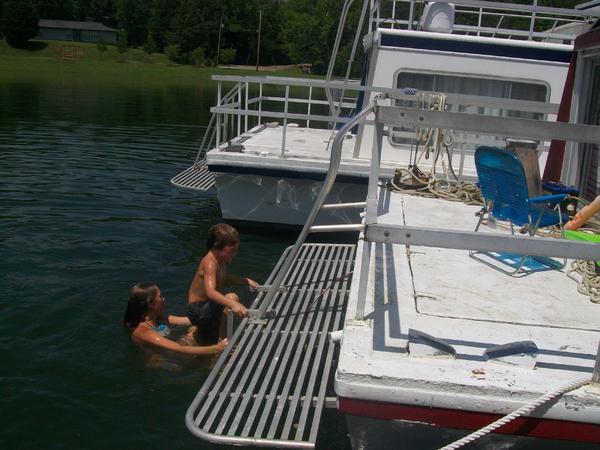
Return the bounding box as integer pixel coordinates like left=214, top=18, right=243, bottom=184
left=256, top=10, right=262, bottom=71
left=217, top=15, right=223, bottom=66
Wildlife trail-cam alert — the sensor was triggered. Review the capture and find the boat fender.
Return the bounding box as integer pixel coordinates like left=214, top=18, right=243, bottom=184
left=329, top=330, right=343, bottom=344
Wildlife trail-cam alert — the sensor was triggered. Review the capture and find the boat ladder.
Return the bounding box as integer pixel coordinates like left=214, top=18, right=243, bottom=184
left=171, top=82, right=246, bottom=192
left=170, top=161, right=215, bottom=192
left=186, top=243, right=355, bottom=449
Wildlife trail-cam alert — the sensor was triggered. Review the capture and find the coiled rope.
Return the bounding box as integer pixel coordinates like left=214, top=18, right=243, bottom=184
left=439, top=377, right=592, bottom=450
left=388, top=174, right=483, bottom=206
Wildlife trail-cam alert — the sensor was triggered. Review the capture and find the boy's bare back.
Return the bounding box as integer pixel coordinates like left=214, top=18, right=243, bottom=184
left=188, top=251, right=227, bottom=303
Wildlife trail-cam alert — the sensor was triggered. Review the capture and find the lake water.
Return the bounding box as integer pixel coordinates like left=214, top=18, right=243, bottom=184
left=2, top=78, right=597, bottom=450
left=0, top=80, right=349, bottom=449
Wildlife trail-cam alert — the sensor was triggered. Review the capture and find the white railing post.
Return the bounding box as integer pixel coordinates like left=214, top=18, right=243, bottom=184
left=216, top=80, right=222, bottom=147
left=258, top=82, right=263, bottom=125
left=593, top=341, right=600, bottom=386
left=281, top=85, right=290, bottom=156
left=529, top=0, right=538, bottom=40
left=245, top=81, right=249, bottom=132
left=237, top=83, right=242, bottom=137
left=307, top=86, right=313, bottom=128
left=366, top=120, right=383, bottom=224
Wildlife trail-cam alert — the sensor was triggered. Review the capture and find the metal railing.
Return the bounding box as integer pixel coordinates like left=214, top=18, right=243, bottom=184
left=372, top=0, right=600, bottom=42
left=244, top=93, right=600, bottom=323
left=208, top=75, right=560, bottom=166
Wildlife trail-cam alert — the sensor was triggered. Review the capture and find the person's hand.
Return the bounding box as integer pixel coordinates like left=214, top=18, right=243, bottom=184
left=231, top=302, right=248, bottom=317
left=247, top=278, right=259, bottom=292
left=215, top=338, right=228, bottom=353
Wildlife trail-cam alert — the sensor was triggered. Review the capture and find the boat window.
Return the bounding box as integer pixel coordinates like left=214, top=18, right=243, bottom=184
left=390, top=72, right=548, bottom=147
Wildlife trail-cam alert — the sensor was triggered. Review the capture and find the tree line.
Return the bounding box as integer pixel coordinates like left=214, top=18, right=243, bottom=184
left=0, top=0, right=366, bottom=74
left=0, top=0, right=586, bottom=74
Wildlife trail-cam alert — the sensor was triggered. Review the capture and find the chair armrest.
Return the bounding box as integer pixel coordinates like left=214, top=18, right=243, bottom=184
left=528, top=193, right=568, bottom=206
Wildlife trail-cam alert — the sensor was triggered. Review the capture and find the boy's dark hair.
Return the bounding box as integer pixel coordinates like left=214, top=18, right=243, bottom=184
left=207, top=223, right=239, bottom=251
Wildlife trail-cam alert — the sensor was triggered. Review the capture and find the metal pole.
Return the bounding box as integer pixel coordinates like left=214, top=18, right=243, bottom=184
left=217, top=15, right=223, bottom=66
left=245, top=81, right=249, bottom=132
left=255, top=102, right=376, bottom=319
left=307, top=86, right=312, bottom=128
left=237, top=83, right=241, bottom=137
left=256, top=9, right=262, bottom=72
left=258, top=82, right=263, bottom=125
left=593, top=340, right=600, bottom=385
left=366, top=121, right=383, bottom=224
left=282, top=85, right=289, bottom=156
left=216, top=81, right=222, bottom=147
left=529, top=0, right=538, bottom=40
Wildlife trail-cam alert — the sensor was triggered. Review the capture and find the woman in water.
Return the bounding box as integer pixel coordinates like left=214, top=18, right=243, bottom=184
left=123, top=282, right=227, bottom=355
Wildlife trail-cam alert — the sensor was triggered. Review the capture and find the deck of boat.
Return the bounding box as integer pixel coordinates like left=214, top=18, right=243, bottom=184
left=337, top=190, right=600, bottom=424
left=186, top=243, right=355, bottom=449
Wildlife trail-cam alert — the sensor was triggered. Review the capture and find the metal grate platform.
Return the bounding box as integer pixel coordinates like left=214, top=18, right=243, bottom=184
left=186, top=243, right=355, bottom=449
left=170, top=162, right=215, bottom=191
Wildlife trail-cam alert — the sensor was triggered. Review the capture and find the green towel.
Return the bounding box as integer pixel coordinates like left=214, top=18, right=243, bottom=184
left=564, top=230, right=600, bottom=268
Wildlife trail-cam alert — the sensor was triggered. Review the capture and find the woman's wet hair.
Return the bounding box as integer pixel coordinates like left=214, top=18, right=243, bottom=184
left=206, top=223, right=239, bottom=251
left=123, top=282, right=159, bottom=329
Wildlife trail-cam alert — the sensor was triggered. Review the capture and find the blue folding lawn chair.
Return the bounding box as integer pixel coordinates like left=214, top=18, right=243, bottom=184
left=470, top=146, right=570, bottom=276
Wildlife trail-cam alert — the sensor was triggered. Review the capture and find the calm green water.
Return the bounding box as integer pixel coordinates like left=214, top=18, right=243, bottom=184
left=3, top=79, right=596, bottom=450
left=0, top=80, right=349, bottom=449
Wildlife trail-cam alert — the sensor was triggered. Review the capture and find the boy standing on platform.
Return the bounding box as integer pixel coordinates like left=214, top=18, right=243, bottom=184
left=188, top=223, right=258, bottom=345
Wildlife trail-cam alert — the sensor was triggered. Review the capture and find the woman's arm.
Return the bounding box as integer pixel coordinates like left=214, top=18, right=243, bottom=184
left=166, top=315, right=191, bottom=326
left=134, top=328, right=227, bottom=355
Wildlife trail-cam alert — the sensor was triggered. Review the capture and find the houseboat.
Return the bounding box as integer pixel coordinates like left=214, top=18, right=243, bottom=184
left=172, top=0, right=598, bottom=228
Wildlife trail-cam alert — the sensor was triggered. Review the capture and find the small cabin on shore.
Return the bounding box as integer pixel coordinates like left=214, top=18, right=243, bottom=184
left=36, top=19, right=118, bottom=44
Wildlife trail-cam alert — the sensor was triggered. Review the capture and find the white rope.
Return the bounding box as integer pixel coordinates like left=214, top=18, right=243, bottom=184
left=414, top=93, right=454, bottom=180
left=389, top=174, right=483, bottom=206
left=567, top=259, right=600, bottom=303
left=438, top=377, right=591, bottom=450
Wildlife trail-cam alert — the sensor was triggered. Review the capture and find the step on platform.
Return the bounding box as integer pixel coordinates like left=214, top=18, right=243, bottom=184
left=170, top=162, right=215, bottom=191
left=186, top=243, right=355, bottom=449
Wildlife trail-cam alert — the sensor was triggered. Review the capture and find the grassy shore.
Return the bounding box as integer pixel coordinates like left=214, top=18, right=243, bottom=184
left=0, top=39, right=313, bottom=88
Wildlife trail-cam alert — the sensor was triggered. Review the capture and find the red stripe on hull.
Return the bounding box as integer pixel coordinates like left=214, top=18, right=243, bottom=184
left=338, top=397, right=600, bottom=444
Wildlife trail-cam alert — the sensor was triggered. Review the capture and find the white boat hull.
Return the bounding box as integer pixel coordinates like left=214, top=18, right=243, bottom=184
left=212, top=171, right=369, bottom=227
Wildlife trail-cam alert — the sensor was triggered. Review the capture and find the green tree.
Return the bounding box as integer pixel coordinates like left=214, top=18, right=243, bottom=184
left=190, top=46, right=206, bottom=67
left=89, top=0, right=117, bottom=27
left=116, top=30, right=128, bottom=53
left=116, top=0, right=148, bottom=47
left=219, top=47, right=236, bottom=65
left=143, top=33, right=158, bottom=54
left=148, top=0, right=178, bottom=52
left=164, top=43, right=179, bottom=63
left=169, top=0, right=217, bottom=56
left=36, top=0, right=75, bottom=20
left=1, top=0, right=39, bottom=47
left=96, top=36, right=107, bottom=52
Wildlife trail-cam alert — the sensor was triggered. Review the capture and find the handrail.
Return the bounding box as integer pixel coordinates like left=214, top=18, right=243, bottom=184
left=374, top=0, right=600, bottom=40
left=254, top=100, right=378, bottom=319
left=210, top=76, right=560, bottom=115
left=195, top=81, right=245, bottom=164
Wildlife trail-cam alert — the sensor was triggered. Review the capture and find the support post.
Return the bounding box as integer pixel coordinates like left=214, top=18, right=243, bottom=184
left=244, top=82, right=249, bottom=133
left=216, top=81, right=222, bottom=147
left=256, top=10, right=262, bottom=72
left=258, top=82, right=263, bottom=125
left=593, top=340, right=600, bottom=385
left=282, top=85, right=289, bottom=156
left=307, top=86, right=312, bottom=128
